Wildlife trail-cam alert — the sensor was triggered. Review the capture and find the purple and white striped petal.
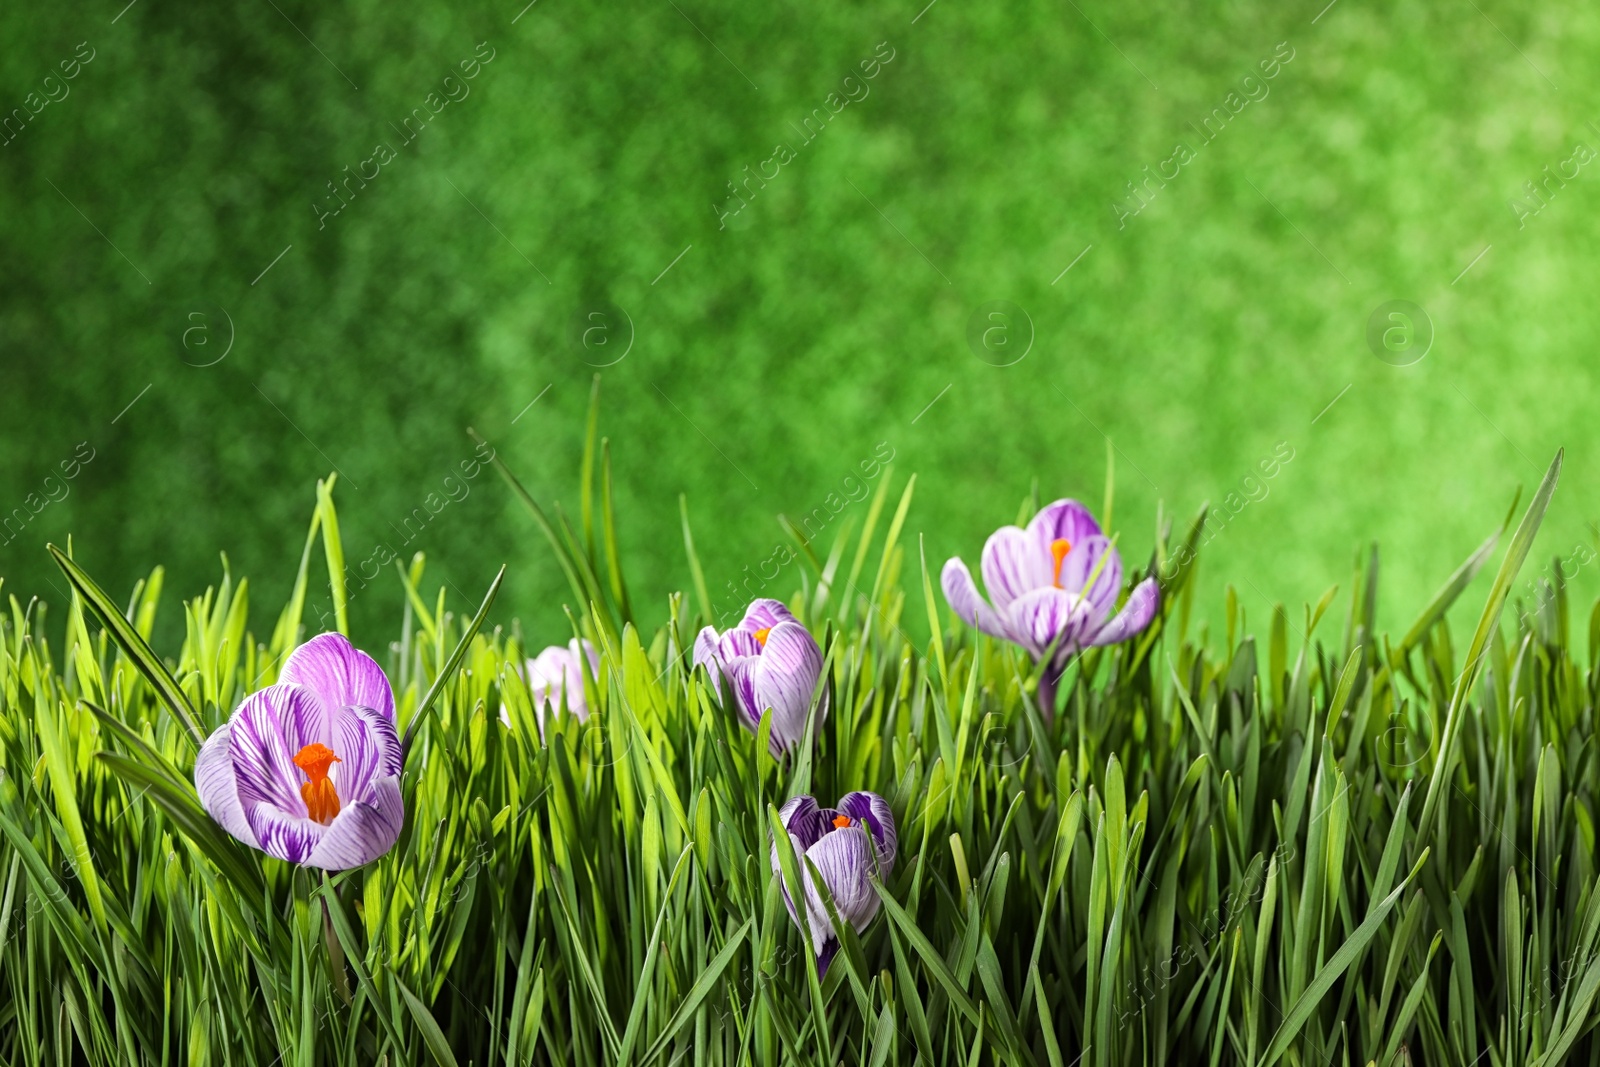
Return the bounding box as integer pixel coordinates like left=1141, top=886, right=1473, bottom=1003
left=693, top=626, right=724, bottom=687
left=1027, top=499, right=1103, bottom=558
left=837, top=791, right=898, bottom=874
left=740, top=598, right=798, bottom=633
left=716, top=629, right=763, bottom=662
left=194, top=723, right=257, bottom=848
left=754, top=622, right=823, bottom=755
left=303, top=777, right=406, bottom=870
left=770, top=792, right=897, bottom=971
left=1055, top=534, right=1123, bottom=618
left=1087, top=577, right=1160, bottom=648
left=245, top=804, right=326, bottom=864
left=1006, top=587, right=1098, bottom=659
left=940, top=557, right=1011, bottom=641
left=279, top=632, right=396, bottom=725
left=229, top=685, right=314, bottom=822
left=777, top=795, right=831, bottom=850
left=799, top=824, right=881, bottom=936
left=332, top=705, right=403, bottom=801
left=723, top=657, right=764, bottom=730
left=981, top=526, right=1049, bottom=613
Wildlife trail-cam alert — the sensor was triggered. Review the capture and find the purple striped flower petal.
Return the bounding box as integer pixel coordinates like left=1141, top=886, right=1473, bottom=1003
left=1056, top=534, right=1123, bottom=617
left=1027, top=499, right=1103, bottom=557
left=755, top=622, right=823, bottom=755
left=279, top=632, right=396, bottom=725
left=1087, top=577, right=1160, bottom=648
left=940, top=557, right=1010, bottom=641
left=195, top=723, right=257, bottom=848
left=332, top=705, right=403, bottom=801
left=740, top=598, right=798, bottom=632
left=802, top=826, right=882, bottom=934
left=724, top=656, right=764, bottom=730
left=692, top=625, right=723, bottom=687
left=777, top=795, right=831, bottom=849
left=245, top=804, right=325, bottom=864
left=837, top=791, right=898, bottom=874
left=717, top=629, right=763, bottom=662
left=1006, top=587, right=1097, bottom=659
left=981, top=526, right=1048, bottom=613
left=303, top=777, right=406, bottom=870
left=194, top=635, right=405, bottom=872
left=229, top=685, right=314, bottom=821
left=769, top=792, right=898, bottom=972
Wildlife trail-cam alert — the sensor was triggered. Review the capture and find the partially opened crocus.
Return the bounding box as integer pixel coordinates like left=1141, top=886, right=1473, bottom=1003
left=498, top=638, right=599, bottom=735
left=694, top=599, right=824, bottom=757
left=770, top=792, right=897, bottom=975
left=195, top=633, right=404, bottom=870
left=941, top=498, right=1159, bottom=711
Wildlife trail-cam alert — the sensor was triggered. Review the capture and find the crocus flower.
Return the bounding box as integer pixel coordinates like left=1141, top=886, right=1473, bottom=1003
left=941, top=499, right=1159, bottom=709
left=771, top=792, right=897, bottom=975
left=195, top=633, right=404, bottom=870
left=694, top=599, right=824, bottom=756
left=498, top=638, right=599, bottom=735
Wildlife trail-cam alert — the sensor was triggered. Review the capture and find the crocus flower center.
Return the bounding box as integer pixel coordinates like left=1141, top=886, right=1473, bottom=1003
left=293, top=743, right=342, bottom=825
left=1050, top=538, right=1073, bottom=587
left=753, top=627, right=772, bottom=647
left=832, top=814, right=852, bottom=828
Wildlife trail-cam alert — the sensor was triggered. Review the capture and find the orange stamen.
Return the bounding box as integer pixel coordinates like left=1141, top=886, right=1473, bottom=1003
left=753, top=627, right=772, bottom=647
left=1050, top=538, right=1073, bottom=588
left=294, top=743, right=342, bottom=825
left=832, top=814, right=852, bottom=828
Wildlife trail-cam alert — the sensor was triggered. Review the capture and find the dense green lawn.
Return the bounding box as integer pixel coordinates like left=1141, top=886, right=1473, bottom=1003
left=2, top=0, right=1597, bottom=645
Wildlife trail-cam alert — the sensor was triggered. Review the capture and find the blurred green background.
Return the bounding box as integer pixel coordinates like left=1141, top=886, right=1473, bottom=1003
left=2, top=0, right=1596, bottom=649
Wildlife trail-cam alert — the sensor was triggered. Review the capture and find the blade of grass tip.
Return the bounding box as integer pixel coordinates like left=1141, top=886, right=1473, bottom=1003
left=469, top=428, right=592, bottom=624
left=393, top=560, right=439, bottom=646
left=842, top=468, right=896, bottom=629
left=599, top=439, right=633, bottom=624
left=866, top=474, right=916, bottom=614
left=401, top=564, right=506, bottom=753
left=919, top=535, right=950, bottom=699
left=552, top=502, right=619, bottom=639
left=1395, top=526, right=1503, bottom=659
left=1102, top=436, right=1114, bottom=534
left=48, top=544, right=204, bottom=747
left=315, top=476, right=349, bottom=636
left=270, top=503, right=323, bottom=656
left=1417, top=449, right=1561, bottom=852
left=579, top=374, right=602, bottom=559
left=679, top=495, right=714, bottom=624
left=778, top=512, right=826, bottom=577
